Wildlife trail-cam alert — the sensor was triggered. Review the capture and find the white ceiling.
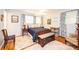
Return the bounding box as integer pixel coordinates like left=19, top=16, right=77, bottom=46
left=16, top=9, right=69, bottom=16
left=7, top=9, right=71, bottom=16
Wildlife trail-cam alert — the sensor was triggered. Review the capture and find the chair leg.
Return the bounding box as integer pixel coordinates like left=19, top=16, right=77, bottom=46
left=4, top=41, right=7, bottom=49
left=13, top=38, right=15, bottom=49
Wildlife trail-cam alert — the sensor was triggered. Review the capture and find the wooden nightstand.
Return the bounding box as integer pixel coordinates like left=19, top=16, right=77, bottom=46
left=22, top=28, right=28, bottom=36
left=22, top=25, right=28, bottom=36
left=55, top=34, right=66, bottom=44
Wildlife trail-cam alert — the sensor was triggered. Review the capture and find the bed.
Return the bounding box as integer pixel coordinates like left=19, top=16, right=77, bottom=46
left=28, top=27, right=51, bottom=42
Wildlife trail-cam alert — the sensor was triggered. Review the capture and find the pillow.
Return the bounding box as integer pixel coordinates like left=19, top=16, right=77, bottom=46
left=28, top=24, right=41, bottom=28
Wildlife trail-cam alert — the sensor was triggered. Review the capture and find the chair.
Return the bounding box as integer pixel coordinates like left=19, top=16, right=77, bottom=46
left=0, top=31, right=4, bottom=50
left=1, top=29, right=15, bottom=48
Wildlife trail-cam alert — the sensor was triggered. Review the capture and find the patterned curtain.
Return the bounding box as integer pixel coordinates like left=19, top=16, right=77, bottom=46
left=21, top=14, right=25, bottom=26
left=60, top=12, right=67, bottom=37
left=77, top=10, right=79, bottom=23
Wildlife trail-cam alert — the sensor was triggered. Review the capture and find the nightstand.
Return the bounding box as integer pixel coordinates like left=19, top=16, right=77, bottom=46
left=22, top=25, right=28, bottom=36
left=22, top=28, right=28, bottom=36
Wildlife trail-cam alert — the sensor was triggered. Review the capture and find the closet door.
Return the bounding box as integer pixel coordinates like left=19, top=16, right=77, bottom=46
left=65, top=11, right=77, bottom=37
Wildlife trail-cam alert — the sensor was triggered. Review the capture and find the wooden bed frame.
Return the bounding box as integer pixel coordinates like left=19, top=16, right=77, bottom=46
left=36, top=29, right=51, bottom=35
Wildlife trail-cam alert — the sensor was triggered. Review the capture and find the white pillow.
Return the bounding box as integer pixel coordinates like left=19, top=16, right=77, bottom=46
left=44, top=25, right=51, bottom=29
left=29, top=24, right=41, bottom=28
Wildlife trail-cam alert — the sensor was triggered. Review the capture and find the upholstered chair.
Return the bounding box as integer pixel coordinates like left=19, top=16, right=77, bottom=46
left=0, top=31, right=4, bottom=49
left=1, top=29, right=15, bottom=48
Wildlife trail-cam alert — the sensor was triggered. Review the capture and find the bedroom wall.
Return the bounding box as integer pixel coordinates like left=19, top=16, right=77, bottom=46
left=0, top=10, right=4, bottom=30
left=42, top=9, right=70, bottom=28
left=6, top=10, right=24, bottom=36
left=43, top=13, right=60, bottom=28
left=0, top=10, right=4, bottom=43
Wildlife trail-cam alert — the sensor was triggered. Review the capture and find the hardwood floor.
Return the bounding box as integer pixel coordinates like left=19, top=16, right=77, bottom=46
left=0, top=35, right=74, bottom=50
left=1, top=40, right=15, bottom=50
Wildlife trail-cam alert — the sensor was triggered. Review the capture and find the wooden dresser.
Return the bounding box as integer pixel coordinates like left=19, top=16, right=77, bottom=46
left=55, top=34, right=66, bottom=44
left=77, top=24, right=79, bottom=49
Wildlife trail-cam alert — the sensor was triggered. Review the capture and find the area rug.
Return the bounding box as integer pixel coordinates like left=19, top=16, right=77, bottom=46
left=15, top=34, right=74, bottom=50
left=24, top=40, right=74, bottom=50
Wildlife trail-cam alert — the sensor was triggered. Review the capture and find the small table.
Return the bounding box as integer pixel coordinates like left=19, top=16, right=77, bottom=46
left=22, top=25, right=28, bottom=36
left=22, top=28, right=28, bottom=36
left=38, top=32, right=55, bottom=47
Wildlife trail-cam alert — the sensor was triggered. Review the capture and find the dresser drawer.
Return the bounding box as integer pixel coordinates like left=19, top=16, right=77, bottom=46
left=55, top=35, right=65, bottom=44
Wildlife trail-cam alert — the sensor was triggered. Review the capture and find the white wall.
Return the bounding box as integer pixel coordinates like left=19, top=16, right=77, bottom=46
left=6, top=10, right=23, bottom=36
left=0, top=10, right=4, bottom=30
left=0, top=10, right=4, bottom=44
left=43, top=13, right=60, bottom=28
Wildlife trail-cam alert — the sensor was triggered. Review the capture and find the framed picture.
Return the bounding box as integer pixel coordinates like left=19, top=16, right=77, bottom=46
left=0, top=14, right=4, bottom=22
left=47, top=19, right=51, bottom=24
left=11, top=15, right=19, bottom=23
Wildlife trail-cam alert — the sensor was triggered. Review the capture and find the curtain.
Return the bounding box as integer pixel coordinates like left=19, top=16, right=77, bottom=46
left=60, top=12, right=67, bottom=37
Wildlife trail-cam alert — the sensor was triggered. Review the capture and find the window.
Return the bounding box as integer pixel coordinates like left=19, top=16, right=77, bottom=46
left=25, top=15, right=34, bottom=24
left=36, top=16, right=41, bottom=24
left=25, top=15, right=42, bottom=25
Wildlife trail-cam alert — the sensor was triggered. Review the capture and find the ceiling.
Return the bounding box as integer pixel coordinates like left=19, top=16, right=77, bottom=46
left=17, top=9, right=69, bottom=16
left=7, top=9, right=71, bottom=16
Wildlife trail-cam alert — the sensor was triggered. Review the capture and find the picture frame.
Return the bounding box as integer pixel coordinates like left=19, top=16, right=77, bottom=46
left=0, top=14, right=4, bottom=22
left=47, top=19, right=51, bottom=24
left=11, top=15, right=19, bottom=23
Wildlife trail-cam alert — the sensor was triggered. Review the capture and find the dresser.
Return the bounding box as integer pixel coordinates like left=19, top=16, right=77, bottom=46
left=55, top=34, right=66, bottom=44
